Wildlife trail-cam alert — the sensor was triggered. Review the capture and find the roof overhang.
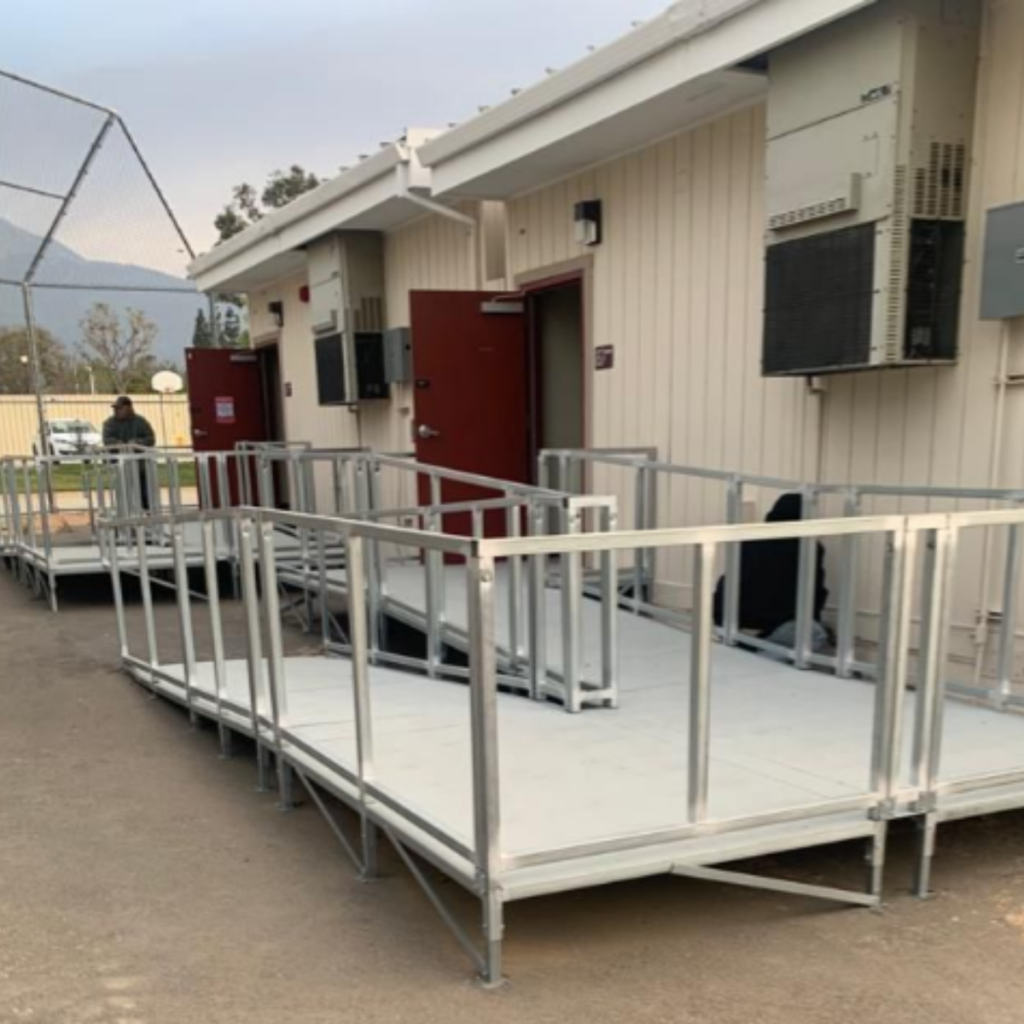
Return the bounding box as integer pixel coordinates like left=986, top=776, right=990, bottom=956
left=419, top=0, right=877, bottom=199
left=189, top=128, right=442, bottom=293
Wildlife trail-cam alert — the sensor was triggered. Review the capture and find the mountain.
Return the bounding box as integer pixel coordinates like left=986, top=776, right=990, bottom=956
left=0, top=219, right=203, bottom=368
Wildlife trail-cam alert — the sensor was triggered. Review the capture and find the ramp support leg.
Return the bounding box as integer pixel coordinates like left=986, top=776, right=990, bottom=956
left=914, top=813, right=938, bottom=899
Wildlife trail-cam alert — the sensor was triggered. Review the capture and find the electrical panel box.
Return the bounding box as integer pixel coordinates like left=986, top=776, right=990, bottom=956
left=763, top=0, right=981, bottom=376
left=383, top=327, right=413, bottom=384
left=980, top=201, right=1024, bottom=321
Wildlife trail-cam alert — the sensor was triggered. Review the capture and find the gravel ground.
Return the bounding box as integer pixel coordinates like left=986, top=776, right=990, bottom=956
left=3, top=569, right=1024, bottom=1023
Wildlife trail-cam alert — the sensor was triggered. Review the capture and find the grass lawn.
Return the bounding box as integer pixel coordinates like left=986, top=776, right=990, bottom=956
left=15, top=461, right=198, bottom=494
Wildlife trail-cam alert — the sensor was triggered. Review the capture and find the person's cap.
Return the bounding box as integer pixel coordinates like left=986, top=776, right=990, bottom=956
left=111, top=396, right=134, bottom=409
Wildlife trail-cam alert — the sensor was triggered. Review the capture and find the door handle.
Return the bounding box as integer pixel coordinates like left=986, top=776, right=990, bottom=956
left=193, top=428, right=209, bottom=438
left=417, top=424, right=441, bottom=440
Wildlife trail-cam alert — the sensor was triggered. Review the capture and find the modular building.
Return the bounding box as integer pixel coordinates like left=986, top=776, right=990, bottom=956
left=189, top=0, right=1024, bottom=676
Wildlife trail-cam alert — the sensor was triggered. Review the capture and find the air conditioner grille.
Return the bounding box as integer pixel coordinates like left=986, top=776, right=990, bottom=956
left=763, top=223, right=875, bottom=375
left=913, top=141, right=968, bottom=220
left=354, top=296, right=385, bottom=333
left=884, top=165, right=910, bottom=361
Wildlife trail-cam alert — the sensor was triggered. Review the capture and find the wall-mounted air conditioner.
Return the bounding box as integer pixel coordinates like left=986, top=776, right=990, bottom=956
left=762, top=0, right=981, bottom=376
left=314, top=332, right=390, bottom=405
left=308, top=233, right=388, bottom=402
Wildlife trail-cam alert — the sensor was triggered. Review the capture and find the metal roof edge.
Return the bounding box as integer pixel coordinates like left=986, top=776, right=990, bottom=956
left=417, top=0, right=764, bottom=168
left=188, top=134, right=440, bottom=281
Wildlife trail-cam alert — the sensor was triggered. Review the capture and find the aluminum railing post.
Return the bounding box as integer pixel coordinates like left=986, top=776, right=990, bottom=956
left=135, top=525, right=159, bottom=687
left=203, top=518, right=232, bottom=758
left=688, top=542, right=715, bottom=823
left=507, top=500, right=525, bottom=665
left=346, top=534, right=379, bottom=877
left=527, top=500, right=548, bottom=701
left=466, top=550, right=504, bottom=986
left=104, top=525, right=129, bottom=666
left=911, top=525, right=958, bottom=799
left=870, top=526, right=915, bottom=815
left=793, top=488, right=820, bottom=669
left=997, top=519, right=1022, bottom=706
left=560, top=503, right=584, bottom=713
left=600, top=501, right=620, bottom=708
left=171, top=522, right=199, bottom=726
left=425, top=510, right=443, bottom=678
left=632, top=463, right=648, bottom=612
left=836, top=489, right=862, bottom=679
left=238, top=518, right=272, bottom=793
left=259, top=519, right=293, bottom=809
left=723, top=476, right=743, bottom=647
left=909, top=523, right=957, bottom=897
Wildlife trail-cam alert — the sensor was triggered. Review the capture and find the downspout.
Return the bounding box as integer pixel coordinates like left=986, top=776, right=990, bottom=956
left=395, top=162, right=480, bottom=287
left=973, top=318, right=1013, bottom=685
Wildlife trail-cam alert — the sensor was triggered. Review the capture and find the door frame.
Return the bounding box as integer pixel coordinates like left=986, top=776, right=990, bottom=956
left=516, top=256, right=594, bottom=482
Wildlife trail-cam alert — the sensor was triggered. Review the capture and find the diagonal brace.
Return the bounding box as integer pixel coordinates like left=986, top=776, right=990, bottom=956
left=295, top=769, right=364, bottom=873
left=672, top=864, right=880, bottom=908
left=385, top=828, right=487, bottom=978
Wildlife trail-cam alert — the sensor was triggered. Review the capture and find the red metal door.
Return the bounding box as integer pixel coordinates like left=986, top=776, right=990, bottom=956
left=185, top=348, right=269, bottom=505
left=411, top=291, right=530, bottom=536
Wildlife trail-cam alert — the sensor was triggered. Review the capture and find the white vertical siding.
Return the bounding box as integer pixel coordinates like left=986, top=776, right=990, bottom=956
left=250, top=272, right=362, bottom=453
left=817, top=0, right=1024, bottom=670
left=374, top=200, right=508, bottom=460
left=506, top=105, right=817, bottom=603
left=507, top=105, right=815, bottom=487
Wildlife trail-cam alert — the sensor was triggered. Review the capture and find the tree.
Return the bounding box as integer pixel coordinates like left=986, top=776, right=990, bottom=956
left=221, top=306, right=242, bottom=348
left=79, top=303, right=159, bottom=393
left=192, top=308, right=213, bottom=349
left=213, top=206, right=248, bottom=242
left=214, top=165, right=321, bottom=243
left=262, top=166, right=321, bottom=210
left=0, top=325, right=76, bottom=394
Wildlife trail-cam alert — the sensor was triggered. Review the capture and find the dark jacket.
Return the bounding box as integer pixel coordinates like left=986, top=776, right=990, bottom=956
left=712, top=493, right=828, bottom=635
left=103, top=412, right=156, bottom=449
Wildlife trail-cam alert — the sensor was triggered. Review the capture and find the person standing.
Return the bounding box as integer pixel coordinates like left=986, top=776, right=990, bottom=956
left=103, top=396, right=157, bottom=511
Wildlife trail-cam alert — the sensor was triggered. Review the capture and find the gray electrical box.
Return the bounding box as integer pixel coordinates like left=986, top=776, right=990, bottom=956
left=981, top=201, right=1024, bottom=321
left=383, top=326, right=412, bottom=384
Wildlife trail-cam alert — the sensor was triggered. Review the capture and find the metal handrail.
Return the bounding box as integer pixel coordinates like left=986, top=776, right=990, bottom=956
left=101, top=500, right=1024, bottom=981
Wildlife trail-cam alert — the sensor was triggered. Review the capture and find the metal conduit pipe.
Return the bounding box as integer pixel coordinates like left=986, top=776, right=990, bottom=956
left=973, top=319, right=1014, bottom=688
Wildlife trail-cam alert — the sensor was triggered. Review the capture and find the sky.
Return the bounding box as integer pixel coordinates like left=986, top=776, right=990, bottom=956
left=4, top=0, right=671, bottom=260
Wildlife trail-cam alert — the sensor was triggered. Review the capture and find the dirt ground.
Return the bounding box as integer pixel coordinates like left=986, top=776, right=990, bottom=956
left=3, top=572, right=1024, bottom=1024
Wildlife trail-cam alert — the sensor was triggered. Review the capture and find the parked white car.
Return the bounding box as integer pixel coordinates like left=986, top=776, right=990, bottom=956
left=32, top=419, right=102, bottom=461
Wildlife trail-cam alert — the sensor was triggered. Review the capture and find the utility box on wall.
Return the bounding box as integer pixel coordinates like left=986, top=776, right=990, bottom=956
left=383, top=327, right=413, bottom=384
left=762, top=0, right=981, bottom=376
left=980, top=201, right=1024, bottom=321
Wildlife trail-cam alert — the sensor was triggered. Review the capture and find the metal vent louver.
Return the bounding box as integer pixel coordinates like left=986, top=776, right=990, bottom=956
left=913, top=142, right=967, bottom=220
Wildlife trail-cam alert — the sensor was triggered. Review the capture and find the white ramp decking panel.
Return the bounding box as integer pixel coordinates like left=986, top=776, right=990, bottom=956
left=133, top=606, right=1024, bottom=902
